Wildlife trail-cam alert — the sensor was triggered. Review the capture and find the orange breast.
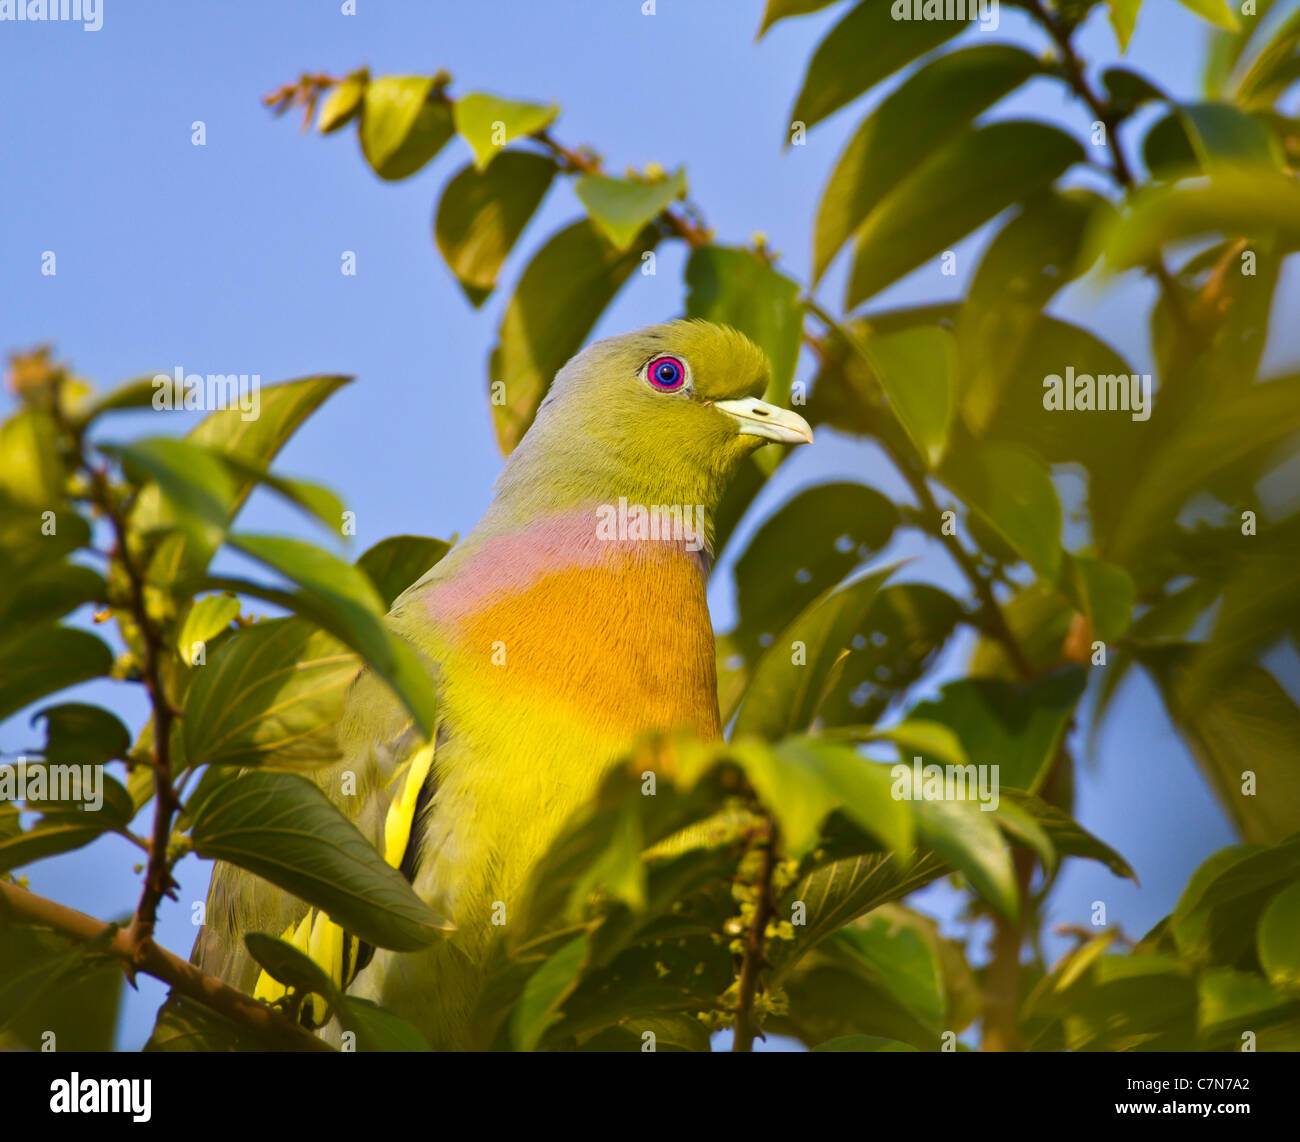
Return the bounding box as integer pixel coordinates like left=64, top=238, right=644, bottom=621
left=450, top=548, right=722, bottom=741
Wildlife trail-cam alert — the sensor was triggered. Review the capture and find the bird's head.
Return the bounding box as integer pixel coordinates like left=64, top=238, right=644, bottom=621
left=495, top=320, right=813, bottom=520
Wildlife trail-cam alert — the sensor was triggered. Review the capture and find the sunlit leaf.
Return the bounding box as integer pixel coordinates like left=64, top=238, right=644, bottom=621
left=847, top=122, right=1084, bottom=307
left=489, top=219, right=655, bottom=453
left=939, top=440, right=1062, bottom=580
left=453, top=93, right=558, bottom=171
left=789, top=0, right=963, bottom=132
left=575, top=168, right=686, bottom=251
left=183, top=617, right=356, bottom=770
left=814, top=45, right=1043, bottom=281
left=434, top=152, right=557, bottom=306
left=360, top=76, right=454, bottom=180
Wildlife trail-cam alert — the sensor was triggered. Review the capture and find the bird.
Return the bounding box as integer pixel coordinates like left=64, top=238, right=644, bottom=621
left=182, top=319, right=813, bottom=1049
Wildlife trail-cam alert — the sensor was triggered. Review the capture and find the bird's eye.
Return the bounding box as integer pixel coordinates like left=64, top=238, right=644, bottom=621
left=646, top=355, right=685, bottom=391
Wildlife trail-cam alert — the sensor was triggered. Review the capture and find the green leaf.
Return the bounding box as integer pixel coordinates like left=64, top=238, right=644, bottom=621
left=489, top=219, right=656, bottom=453
left=1179, top=102, right=1286, bottom=168
left=847, top=122, right=1083, bottom=307
left=684, top=245, right=805, bottom=408
left=1174, top=0, right=1239, bottom=32
left=1000, top=790, right=1135, bottom=881
left=317, top=71, right=366, bottom=134
left=0, top=561, right=103, bottom=643
left=957, top=191, right=1111, bottom=435
left=731, top=737, right=913, bottom=860
left=865, top=325, right=954, bottom=467
left=1059, top=554, right=1136, bottom=643
left=789, top=0, right=964, bottom=132
left=732, top=563, right=898, bottom=740
left=453, top=93, right=558, bottom=171
left=183, top=617, right=357, bottom=769
left=769, top=850, right=951, bottom=982
left=0, top=625, right=113, bottom=724
left=1258, top=879, right=1300, bottom=992
left=189, top=768, right=452, bottom=950
left=78, top=374, right=167, bottom=421
left=580, top=1013, right=711, bottom=1052
left=108, top=437, right=238, bottom=553
left=726, top=481, right=897, bottom=663
left=1104, top=169, right=1300, bottom=274
left=434, top=152, right=557, bottom=306
left=30, top=703, right=130, bottom=766
left=575, top=168, right=686, bottom=251
left=356, top=534, right=452, bottom=608
left=0, top=411, right=64, bottom=507
left=243, top=932, right=339, bottom=1002
left=1190, top=514, right=1300, bottom=693
left=510, top=935, right=587, bottom=1051
left=813, top=1034, right=918, bottom=1051
left=813, top=45, right=1043, bottom=281
left=1198, top=968, right=1292, bottom=1041
left=177, top=593, right=241, bottom=663
left=1106, top=376, right=1300, bottom=563
left=1235, top=7, right=1300, bottom=105
left=939, top=440, right=1062, bottom=580
left=912, top=793, right=1018, bottom=919
left=1106, top=0, right=1142, bottom=50
left=906, top=669, right=1086, bottom=794
left=1172, top=842, right=1269, bottom=959
left=360, top=76, right=454, bottom=180
left=145, top=994, right=273, bottom=1052
left=957, top=316, right=1140, bottom=516
left=0, top=917, right=123, bottom=1051
left=0, top=768, right=134, bottom=873
left=840, top=909, right=946, bottom=1025
left=814, top=584, right=963, bottom=728
left=1102, top=66, right=1166, bottom=113
left=220, top=534, right=435, bottom=739
left=211, top=452, right=346, bottom=536
left=1138, top=646, right=1300, bottom=845
left=758, top=0, right=839, bottom=36
left=338, top=997, right=431, bottom=1051
left=131, top=374, right=352, bottom=588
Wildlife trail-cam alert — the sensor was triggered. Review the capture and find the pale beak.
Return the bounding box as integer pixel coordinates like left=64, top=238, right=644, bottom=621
left=713, top=396, right=814, bottom=446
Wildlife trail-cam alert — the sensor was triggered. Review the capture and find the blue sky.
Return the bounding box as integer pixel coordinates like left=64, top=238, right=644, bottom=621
left=2, top=0, right=1291, bottom=1050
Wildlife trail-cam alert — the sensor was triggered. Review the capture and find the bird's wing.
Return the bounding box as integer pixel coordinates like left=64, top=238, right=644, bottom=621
left=181, top=643, right=444, bottom=1026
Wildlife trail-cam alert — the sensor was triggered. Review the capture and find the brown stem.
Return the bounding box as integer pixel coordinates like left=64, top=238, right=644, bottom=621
left=981, top=848, right=1036, bottom=1051
left=61, top=406, right=182, bottom=958
left=732, top=820, right=779, bottom=1052
left=1027, top=0, right=1194, bottom=339
left=0, top=880, right=331, bottom=1052
left=95, top=484, right=179, bottom=953
left=536, top=129, right=710, bottom=247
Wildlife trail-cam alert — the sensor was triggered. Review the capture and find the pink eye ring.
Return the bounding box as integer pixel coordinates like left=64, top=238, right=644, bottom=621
left=647, top=355, right=685, bottom=391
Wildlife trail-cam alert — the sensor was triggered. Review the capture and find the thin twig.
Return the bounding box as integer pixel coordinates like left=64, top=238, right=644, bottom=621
left=1027, top=0, right=1194, bottom=339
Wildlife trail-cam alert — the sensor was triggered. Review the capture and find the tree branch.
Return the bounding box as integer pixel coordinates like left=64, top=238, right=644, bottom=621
left=732, top=819, right=779, bottom=1052
left=0, top=880, right=332, bottom=1052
